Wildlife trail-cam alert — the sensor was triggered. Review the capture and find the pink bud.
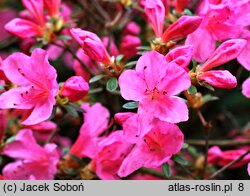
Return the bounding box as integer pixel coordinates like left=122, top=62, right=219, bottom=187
left=5, top=18, right=43, bottom=38
left=165, top=45, right=193, bottom=69
left=144, top=0, right=165, bottom=38
left=124, top=22, right=141, bottom=35
left=120, top=35, right=141, bottom=58
left=22, top=0, right=45, bottom=26
left=70, top=28, right=112, bottom=65
left=44, top=0, right=61, bottom=17
left=198, top=70, right=237, bottom=89
left=162, top=16, right=202, bottom=42
left=200, top=39, right=247, bottom=72
left=60, top=76, right=89, bottom=102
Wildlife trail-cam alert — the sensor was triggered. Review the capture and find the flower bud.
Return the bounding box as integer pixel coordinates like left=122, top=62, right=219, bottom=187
left=60, top=76, right=89, bottom=102
left=162, top=16, right=202, bottom=42
left=70, top=28, right=112, bottom=65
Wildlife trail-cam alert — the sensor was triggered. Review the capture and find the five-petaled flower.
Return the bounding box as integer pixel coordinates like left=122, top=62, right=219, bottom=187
left=0, top=48, right=58, bottom=125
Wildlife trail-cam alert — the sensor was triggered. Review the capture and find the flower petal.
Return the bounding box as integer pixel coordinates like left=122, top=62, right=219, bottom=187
left=118, top=121, right=183, bottom=177
left=200, top=39, right=247, bottom=71
left=198, top=70, right=237, bottom=89
left=158, top=63, right=191, bottom=96
left=242, top=77, right=250, bottom=98
left=21, top=100, right=54, bottom=125
left=119, top=70, right=147, bottom=101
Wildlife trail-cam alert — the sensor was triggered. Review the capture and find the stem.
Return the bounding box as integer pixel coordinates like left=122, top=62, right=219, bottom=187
left=196, top=109, right=211, bottom=179
left=207, top=150, right=250, bottom=180
left=91, top=0, right=111, bottom=22
left=186, top=139, right=250, bottom=147
left=178, top=164, right=198, bottom=180
left=51, top=42, right=95, bottom=76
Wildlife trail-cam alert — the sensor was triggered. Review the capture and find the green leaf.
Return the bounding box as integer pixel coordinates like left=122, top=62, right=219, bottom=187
left=68, top=102, right=85, bottom=113
left=106, top=77, right=118, bottom=92
left=29, top=42, right=43, bottom=53
left=63, top=168, right=79, bottom=176
left=125, top=61, right=137, bottom=68
left=201, top=82, right=215, bottom=91
left=57, top=35, right=72, bottom=41
left=173, top=154, right=190, bottom=166
left=0, top=84, right=4, bottom=90
left=89, top=75, right=105, bottom=83
left=202, top=94, right=219, bottom=105
left=192, top=59, right=197, bottom=67
left=136, top=46, right=151, bottom=51
left=188, top=146, right=199, bottom=158
left=62, top=147, right=70, bottom=157
left=116, top=54, right=124, bottom=63
left=122, top=101, right=139, bottom=109
left=184, top=8, right=193, bottom=16
left=63, top=105, right=79, bottom=117
left=5, top=136, right=16, bottom=144
left=187, top=85, right=197, bottom=94
left=162, top=163, right=172, bottom=178
left=48, top=107, right=57, bottom=120
left=182, top=143, right=189, bottom=149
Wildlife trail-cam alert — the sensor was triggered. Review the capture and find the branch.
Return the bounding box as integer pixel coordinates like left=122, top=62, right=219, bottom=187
left=186, top=139, right=250, bottom=147
left=207, top=150, right=250, bottom=179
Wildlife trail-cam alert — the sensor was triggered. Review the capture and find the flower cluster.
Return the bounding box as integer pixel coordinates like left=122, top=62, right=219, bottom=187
left=0, top=0, right=249, bottom=180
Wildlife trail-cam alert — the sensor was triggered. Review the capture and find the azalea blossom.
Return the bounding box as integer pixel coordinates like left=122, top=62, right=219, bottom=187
left=2, top=129, right=59, bottom=180
left=208, top=146, right=250, bottom=168
left=69, top=103, right=110, bottom=158
left=144, top=0, right=202, bottom=42
left=195, top=39, right=246, bottom=89
left=115, top=112, right=184, bottom=177
left=119, top=50, right=191, bottom=136
left=0, top=49, right=58, bottom=125
left=94, top=131, right=133, bottom=180
left=70, top=28, right=113, bottom=65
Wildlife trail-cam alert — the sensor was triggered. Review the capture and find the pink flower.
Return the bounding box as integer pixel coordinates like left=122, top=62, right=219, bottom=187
left=21, top=0, right=45, bottom=26
left=237, top=29, right=250, bottom=71
left=165, top=45, right=194, bottom=70
left=208, top=146, right=250, bottom=168
left=44, top=0, right=61, bottom=17
left=70, top=28, right=112, bottom=65
left=116, top=113, right=184, bottom=177
left=69, top=103, right=110, bottom=158
left=5, top=18, right=43, bottom=39
left=120, top=35, right=141, bottom=58
left=242, top=77, right=250, bottom=98
left=162, top=16, right=202, bottom=42
left=119, top=51, right=191, bottom=136
left=94, top=131, right=133, bottom=180
left=144, top=0, right=165, bottom=38
left=60, top=76, right=89, bottom=102
left=187, top=2, right=249, bottom=62
left=2, top=129, right=59, bottom=180
left=197, top=39, right=246, bottom=89
left=123, top=22, right=141, bottom=35
left=0, top=49, right=58, bottom=125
